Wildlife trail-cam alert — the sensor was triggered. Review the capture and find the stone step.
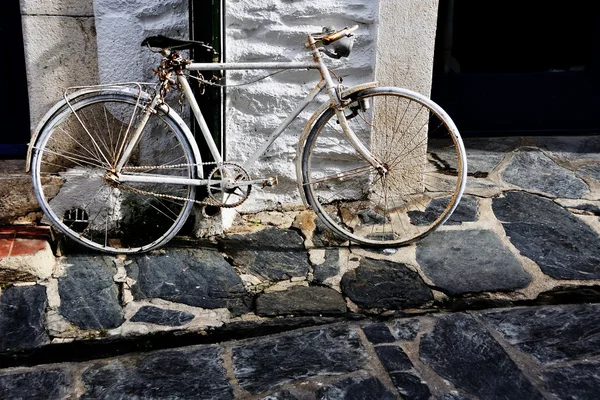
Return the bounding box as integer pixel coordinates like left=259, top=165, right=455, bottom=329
left=0, top=226, right=55, bottom=283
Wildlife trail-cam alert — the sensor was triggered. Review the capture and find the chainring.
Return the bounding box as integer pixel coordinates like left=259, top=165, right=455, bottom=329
left=207, top=162, right=252, bottom=208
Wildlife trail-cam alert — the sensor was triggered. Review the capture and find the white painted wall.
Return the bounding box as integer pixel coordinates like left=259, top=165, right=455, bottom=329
left=22, top=0, right=440, bottom=221
left=225, top=0, right=378, bottom=212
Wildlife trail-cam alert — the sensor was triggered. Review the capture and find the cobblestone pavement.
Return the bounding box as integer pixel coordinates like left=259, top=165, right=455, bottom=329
left=1, top=136, right=600, bottom=398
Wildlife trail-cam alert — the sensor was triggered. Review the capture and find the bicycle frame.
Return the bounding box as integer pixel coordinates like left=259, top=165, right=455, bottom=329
left=117, top=34, right=384, bottom=189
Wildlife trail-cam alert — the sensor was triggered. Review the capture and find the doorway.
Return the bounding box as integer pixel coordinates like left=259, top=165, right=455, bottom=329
left=432, top=0, right=600, bottom=136
left=0, top=0, right=30, bottom=158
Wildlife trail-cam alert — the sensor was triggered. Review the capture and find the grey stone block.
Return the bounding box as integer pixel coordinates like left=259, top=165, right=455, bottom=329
left=341, top=258, right=433, bottom=309
left=416, top=230, right=531, bottom=295
left=58, top=256, right=123, bottom=330
left=493, top=191, right=600, bottom=279
left=420, top=313, right=543, bottom=400
left=0, top=285, right=49, bottom=351
left=127, top=248, right=249, bottom=315
left=232, top=326, right=368, bottom=394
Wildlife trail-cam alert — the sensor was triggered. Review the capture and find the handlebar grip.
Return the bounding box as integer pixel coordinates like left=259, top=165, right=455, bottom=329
left=322, top=25, right=359, bottom=45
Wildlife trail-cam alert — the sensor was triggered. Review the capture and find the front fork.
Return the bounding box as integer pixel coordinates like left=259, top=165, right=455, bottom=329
left=307, top=35, right=387, bottom=175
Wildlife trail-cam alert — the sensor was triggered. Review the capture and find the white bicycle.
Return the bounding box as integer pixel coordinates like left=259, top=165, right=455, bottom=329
left=27, top=25, right=467, bottom=254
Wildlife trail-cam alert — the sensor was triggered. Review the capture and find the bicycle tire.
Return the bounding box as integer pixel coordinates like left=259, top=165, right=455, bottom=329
left=301, top=87, right=467, bottom=247
left=31, top=91, right=198, bottom=254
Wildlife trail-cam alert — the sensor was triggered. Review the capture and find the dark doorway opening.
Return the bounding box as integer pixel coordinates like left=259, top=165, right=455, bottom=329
left=190, top=0, right=225, bottom=163
left=432, top=0, right=600, bottom=136
left=0, top=0, right=30, bottom=158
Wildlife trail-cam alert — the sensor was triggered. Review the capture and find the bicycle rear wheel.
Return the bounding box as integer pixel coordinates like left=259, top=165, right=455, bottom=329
left=301, top=87, right=466, bottom=247
left=31, top=91, right=198, bottom=253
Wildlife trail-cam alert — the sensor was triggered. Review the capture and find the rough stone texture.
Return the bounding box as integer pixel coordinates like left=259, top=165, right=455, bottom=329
left=312, top=249, right=340, bottom=284
left=500, top=150, right=589, bottom=198
left=361, top=323, right=396, bottom=344
left=492, top=191, right=600, bottom=279
left=218, top=228, right=310, bottom=281
left=0, top=285, right=49, bottom=351
left=81, top=346, right=233, bottom=399
left=462, top=137, right=520, bottom=175
left=256, top=286, right=346, bottom=317
left=416, top=229, right=532, bottom=295
left=59, top=256, right=124, bottom=330
left=260, top=391, right=298, bottom=400
left=374, top=346, right=413, bottom=372
left=578, top=163, right=600, bottom=181
left=0, top=369, right=71, bottom=400
left=409, top=195, right=478, bottom=226
left=0, top=176, right=39, bottom=225
left=420, top=313, right=544, bottom=400
left=341, top=258, right=433, bottom=309
left=316, top=376, right=396, bottom=400
left=232, top=326, right=368, bottom=394
left=127, top=248, right=249, bottom=315
left=390, top=319, right=420, bottom=341
left=478, top=303, right=600, bottom=364
left=543, top=359, right=600, bottom=400
left=130, top=306, right=195, bottom=327
left=389, top=372, right=432, bottom=400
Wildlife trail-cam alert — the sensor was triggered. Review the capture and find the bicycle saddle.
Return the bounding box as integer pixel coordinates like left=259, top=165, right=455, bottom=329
left=141, top=35, right=217, bottom=54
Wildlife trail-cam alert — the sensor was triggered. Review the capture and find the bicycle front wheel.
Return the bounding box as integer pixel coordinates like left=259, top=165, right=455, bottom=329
left=31, top=91, right=198, bottom=254
left=301, top=87, right=467, bottom=247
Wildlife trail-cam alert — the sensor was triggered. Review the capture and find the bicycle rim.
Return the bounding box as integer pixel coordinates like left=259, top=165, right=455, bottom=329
left=31, top=92, right=197, bottom=253
left=302, top=87, right=466, bottom=247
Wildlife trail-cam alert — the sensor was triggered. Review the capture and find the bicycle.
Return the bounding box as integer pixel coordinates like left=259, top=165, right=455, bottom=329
left=26, top=25, right=467, bottom=254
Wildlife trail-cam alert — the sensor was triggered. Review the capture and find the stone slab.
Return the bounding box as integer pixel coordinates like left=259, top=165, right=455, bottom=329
left=0, top=285, right=49, bottom=351
left=478, top=303, right=600, bottom=364
left=127, top=248, right=249, bottom=315
left=420, top=313, right=544, bottom=400
left=500, top=150, right=589, bottom=198
left=0, top=369, right=71, bottom=400
left=232, top=325, right=368, bottom=394
left=341, top=258, right=433, bottom=309
left=58, top=256, right=123, bottom=330
left=543, top=359, right=600, bottom=400
left=416, top=230, right=531, bottom=295
left=316, top=376, right=396, bottom=400
left=255, top=286, right=346, bottom=317
left=81, top=346, right=233, bottom=399
left=218, top=228, right=310, bottom=281
left=129, top=306, right=195, bottom=327
left=492, top=191, right=600, bottom=279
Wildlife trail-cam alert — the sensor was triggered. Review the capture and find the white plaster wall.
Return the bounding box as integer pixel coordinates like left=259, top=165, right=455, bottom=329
left=21, top=0, right=99, bottom=131
left=93, top=0, right=189, bottom=84
left=225, top=0, right=378, bottom=212
left=89, top=0, right=439, bottom=216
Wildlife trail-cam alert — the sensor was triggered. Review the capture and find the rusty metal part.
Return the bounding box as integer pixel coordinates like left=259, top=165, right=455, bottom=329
left=321, top=25, right=359, bottom=45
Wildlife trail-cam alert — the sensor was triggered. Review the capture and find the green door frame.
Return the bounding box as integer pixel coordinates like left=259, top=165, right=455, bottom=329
left=190, top=0, right=225, bottom=163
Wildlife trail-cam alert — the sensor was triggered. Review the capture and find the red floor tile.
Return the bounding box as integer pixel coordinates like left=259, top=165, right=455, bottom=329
left=9, top=238, right=48, bottom=257
left=0, top=239, right=13, bottom=258
left=0, top=226, right=52, bottom=258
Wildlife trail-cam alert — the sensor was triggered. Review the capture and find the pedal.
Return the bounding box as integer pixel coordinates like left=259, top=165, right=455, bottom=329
left=262, top=176, right=278, bottom=187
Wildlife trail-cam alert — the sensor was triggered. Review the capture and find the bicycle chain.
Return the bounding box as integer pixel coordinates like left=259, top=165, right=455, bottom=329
left=119, top=162, right=240, bottom=208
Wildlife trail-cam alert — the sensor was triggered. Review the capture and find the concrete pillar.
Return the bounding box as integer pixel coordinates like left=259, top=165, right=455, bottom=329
left=374, top=0, right=440, bottom=195
left=21, top=0, right=99, bottom=132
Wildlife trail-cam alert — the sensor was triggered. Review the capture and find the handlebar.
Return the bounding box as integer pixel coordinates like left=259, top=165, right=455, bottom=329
left=315, top=25, right=359, bottom=45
